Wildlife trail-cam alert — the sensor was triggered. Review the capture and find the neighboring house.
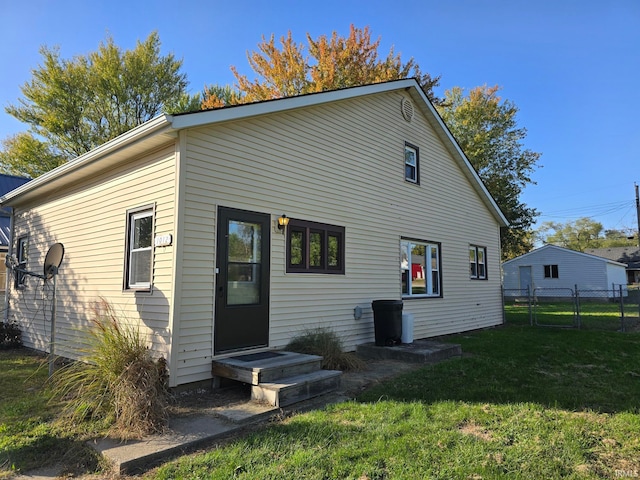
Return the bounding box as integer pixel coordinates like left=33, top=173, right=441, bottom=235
left=585, top=246, right=640, bottom=285
left=0, top=174, right=30, bottom=292
left=502, top=244, right=628, bottom=298
left=0, top=79, right=508, bottom=388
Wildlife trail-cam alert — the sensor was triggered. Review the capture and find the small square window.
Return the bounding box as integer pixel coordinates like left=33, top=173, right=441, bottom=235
left=544, top=264, right=559, bottom=279
left=404, top=143, right=419, bottom=184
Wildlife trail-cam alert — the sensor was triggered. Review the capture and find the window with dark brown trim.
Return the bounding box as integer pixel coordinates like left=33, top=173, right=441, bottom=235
left=286, top=219, right=345, bottom=274
left=470, top=245, right=487, bottom=280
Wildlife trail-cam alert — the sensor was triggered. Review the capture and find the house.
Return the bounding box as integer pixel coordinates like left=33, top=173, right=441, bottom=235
left=502, top=244, right=628, bottom=298
left=0, top=79, right=508, bottom=388
left=0, top=174, right=30, bottom=292
left=585, top=246, right=640, bottom=285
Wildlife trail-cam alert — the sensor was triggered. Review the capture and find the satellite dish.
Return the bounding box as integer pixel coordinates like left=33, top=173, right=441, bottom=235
left=44, top=243, right=64, bottom=280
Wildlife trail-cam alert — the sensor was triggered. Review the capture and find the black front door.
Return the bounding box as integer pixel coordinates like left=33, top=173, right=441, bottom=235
left=214, top=207, right=270, bottom=354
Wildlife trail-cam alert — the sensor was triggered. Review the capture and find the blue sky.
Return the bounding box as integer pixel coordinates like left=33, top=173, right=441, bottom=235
left=1, top=0, right=638, bottom=234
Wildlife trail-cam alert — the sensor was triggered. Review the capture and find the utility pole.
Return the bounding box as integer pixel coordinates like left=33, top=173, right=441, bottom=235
left=636, top=182, right=640, bottom=248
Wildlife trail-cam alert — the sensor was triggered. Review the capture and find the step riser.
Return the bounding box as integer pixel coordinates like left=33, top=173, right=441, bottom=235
left=212, top=352, right=323, bottom=385
left=258, top=360, right=322, bottom=384
left=252, top=371, right=342, bottom=407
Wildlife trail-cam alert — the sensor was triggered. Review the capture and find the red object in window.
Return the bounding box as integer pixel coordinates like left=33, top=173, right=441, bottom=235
left=412, top=263, right=424, bottom=280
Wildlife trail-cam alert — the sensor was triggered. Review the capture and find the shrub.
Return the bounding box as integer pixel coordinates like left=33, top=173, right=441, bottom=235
left=51, top=300, right=168, bottom=439
left=286, top=328, right=365, bottom=371
left=0, top=321, right=22, bottom=349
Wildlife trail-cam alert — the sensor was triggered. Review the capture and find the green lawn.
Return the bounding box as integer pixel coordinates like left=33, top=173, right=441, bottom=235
left=149, top=326, right=640, bottom=480
left=505, top=300, right=640, bottom=332
left=3, top=326, right=640, bottom=479
left=0, top=350, right=103, bottom=478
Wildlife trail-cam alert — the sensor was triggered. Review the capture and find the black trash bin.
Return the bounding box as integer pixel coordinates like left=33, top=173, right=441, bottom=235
left=371, top=300, right=403, bottom=346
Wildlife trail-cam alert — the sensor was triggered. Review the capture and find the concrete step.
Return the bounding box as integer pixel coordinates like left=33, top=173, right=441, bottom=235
left=212, top=351, right=323, bottom=386
left=251, top=369, right=342, bottom=407
left=356, top=339, right=462, bottom=363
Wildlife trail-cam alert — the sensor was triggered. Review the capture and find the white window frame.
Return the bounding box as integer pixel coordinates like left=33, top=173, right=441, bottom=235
left=401, top=238, right=441, bottom=298
left=125, top=206, right=154, bottom=290
left=470, top=245, right=487, bottom=280
left=404, top=143, right=419, bottom=184
left=15, top=236, right=28, bottom=289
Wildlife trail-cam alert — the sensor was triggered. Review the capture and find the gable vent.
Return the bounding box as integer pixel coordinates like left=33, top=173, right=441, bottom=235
left=401, top=97, right=414, bottom=122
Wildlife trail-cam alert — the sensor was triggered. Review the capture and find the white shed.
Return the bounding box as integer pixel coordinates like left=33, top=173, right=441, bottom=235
left=502, top=244, right=628, bottom=298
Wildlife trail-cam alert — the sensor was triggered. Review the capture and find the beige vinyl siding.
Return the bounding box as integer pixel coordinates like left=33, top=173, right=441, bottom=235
left=7, top=145, right=177, bottom=364
left=177, top=91, right=502, bottom=384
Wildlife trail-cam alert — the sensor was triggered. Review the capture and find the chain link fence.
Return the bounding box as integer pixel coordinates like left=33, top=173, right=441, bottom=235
left=503, top=285, right=640, bottom=332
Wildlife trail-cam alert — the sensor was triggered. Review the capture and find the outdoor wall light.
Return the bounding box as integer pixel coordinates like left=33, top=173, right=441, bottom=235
left=277, top=214, right=289, bottom=232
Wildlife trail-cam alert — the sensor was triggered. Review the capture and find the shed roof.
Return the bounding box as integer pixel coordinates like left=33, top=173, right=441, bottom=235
left=0, top=79, right=508, bottom=226
left=503, top=244, right=628, bottom=267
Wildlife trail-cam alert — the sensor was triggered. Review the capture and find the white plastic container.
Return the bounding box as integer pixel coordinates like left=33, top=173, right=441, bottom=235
left=401, top=313, right=414, bottom=344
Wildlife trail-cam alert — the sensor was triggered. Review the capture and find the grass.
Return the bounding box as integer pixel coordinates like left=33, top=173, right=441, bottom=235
left=505, top=300, right=640, bottom=331
left=4, top=323, right=640, bottom=478
left=0, top=349, right=104, bottom=478
left=50, top=300, right=169, bottom=439
left=148, top=325, right=640, bottom=479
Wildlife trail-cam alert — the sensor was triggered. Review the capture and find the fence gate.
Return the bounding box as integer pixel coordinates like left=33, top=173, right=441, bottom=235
left=532, top=288, right=578, bottom=328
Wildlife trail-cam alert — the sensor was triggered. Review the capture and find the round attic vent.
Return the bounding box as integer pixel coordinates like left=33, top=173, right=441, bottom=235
left=401, top=97, right=414, bottom=122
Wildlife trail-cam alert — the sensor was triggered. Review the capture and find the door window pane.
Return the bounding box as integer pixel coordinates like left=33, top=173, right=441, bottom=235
left=227, top=220, right=262, bottom=305
left=228, top=221, right=261, bottom=263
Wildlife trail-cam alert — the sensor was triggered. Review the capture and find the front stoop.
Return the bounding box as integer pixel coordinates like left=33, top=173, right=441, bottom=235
left=212, top=351, right=341, bottom=407
left=251, top=369, right=342, bottom=407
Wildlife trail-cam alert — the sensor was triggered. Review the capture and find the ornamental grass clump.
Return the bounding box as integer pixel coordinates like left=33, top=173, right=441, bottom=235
left=286, top=328, right=365, bottom=371
left=51, top=300, right=168, bottom=439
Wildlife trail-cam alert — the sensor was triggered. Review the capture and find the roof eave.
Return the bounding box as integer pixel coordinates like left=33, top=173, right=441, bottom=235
left=0, top=114, right=173, bottom=206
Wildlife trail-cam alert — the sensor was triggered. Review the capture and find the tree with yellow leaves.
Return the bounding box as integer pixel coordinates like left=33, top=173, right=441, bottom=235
left=202, top=25, right=441, bottom=107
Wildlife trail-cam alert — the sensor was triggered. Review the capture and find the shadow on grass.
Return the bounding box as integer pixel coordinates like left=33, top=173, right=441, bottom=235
left=357, top=325, right=640, bottom=414
left=1, top=435, right=102, bottom=478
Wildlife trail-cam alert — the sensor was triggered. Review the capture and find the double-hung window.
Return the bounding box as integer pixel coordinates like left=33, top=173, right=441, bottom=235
left=125, top=206, right=154, bottom=290
left=404, top=143, right=419, bottom=184
left=401, top=239, right=441, bottom=297
left=15, top=236, right=28, bottom=289
left=469, top=245, right=487, bottom=280
left=287, top=219, right=345, bottom=274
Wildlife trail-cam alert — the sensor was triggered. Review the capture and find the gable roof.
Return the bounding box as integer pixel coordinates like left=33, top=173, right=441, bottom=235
left=585, top=246, right=640, bottom=269
left=0, top=79, right=507, bottom=226
left=503, top=244, right=628, bottom=267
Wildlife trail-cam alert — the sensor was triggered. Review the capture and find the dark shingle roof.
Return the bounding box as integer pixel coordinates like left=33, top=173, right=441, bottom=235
left=586, top=247, right=640, bottom=269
